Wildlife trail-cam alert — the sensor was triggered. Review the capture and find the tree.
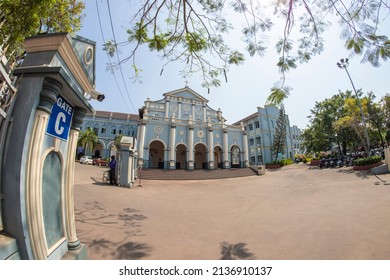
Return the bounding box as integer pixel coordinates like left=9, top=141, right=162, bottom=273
left=114, top=134, right=123, bottom=145
left=382, top=94, right=390, bottom=144
left=0, top=0, right=85, bottom=66
left=302, top=91, right=358, bottom=154
left=366, top=92, right=386, bottom=147
left=303, top=90, right=389, bottom=154
left=336, top=92, right=371, bottom=151
left=272, top=104, right=287, bottom=162
left=303, top=92, right=346, bottom=153
left=78, top=128, right=98, bottom=156
left=105, top=0, right=390, bottom=101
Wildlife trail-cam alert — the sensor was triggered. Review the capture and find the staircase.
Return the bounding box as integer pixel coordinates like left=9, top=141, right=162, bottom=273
left=138, top=168, right=258, bottom=180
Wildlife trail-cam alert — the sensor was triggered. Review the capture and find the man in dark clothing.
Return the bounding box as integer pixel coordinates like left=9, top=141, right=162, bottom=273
left=109, top=155, right=117, bottom=185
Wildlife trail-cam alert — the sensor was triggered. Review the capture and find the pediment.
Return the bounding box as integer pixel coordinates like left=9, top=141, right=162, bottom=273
left=163, top=87, right=209, bottom=103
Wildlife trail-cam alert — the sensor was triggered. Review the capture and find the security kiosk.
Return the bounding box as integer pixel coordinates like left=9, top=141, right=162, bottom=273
left=118, top=136, right=137, bottom=188
left=0, top=33, right=97, bottom=259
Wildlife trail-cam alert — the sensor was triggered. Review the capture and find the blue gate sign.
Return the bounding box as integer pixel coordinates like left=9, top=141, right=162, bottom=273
left=46, top=95, right=74, bottom=141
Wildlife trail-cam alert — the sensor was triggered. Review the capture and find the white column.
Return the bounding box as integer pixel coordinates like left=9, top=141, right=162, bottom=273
left=192, top=103, right=195, bottom=120
left=203, top=105, right=207, bottom=122
left=165, top=99, right=170, bottom=118
left=169, top=124, right=176, bottom=169
left=188, top=126, right=194, bottom=170
left=208, top=126, right=214, bottom=169
left=385, top=147, right=390, bottom=172
left=64, top=107, right=86, bottom=251
left=242, top=131, right=249, bottom=167
left=178, top=102, right=182, bottom=119
left=130, top=149, right=135, bottom=183
left=138, top=120, right=147, bottom=167
left=26, top=110, right=50, bottom=260
left=65, top=128, right=80, bottom=248
left=223, top=129, right=229, bottom=168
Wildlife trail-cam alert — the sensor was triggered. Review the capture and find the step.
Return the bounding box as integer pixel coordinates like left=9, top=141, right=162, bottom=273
left=138, top=168, right=258, bottom=180
left=0, top=233, right=21, bottom=260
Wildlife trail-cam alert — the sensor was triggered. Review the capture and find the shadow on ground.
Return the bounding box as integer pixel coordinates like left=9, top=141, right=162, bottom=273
left=75, top=201, right=151, bottom=259
left=336, top=168, right=371, bottom=179
left=115, top=242, right=152, bottom=259
left=220, top=242, right=256, bottom=260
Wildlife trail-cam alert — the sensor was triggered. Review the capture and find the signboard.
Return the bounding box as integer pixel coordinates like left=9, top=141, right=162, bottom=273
left=46, top=95, right=74, bottom=141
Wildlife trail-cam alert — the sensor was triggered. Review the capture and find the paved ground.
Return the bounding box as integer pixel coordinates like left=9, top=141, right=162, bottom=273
left=74, top=163, right=390, bottom=260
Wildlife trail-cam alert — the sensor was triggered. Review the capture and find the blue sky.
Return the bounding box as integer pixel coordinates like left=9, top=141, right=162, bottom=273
left=77, top=0, right=390, bottom=129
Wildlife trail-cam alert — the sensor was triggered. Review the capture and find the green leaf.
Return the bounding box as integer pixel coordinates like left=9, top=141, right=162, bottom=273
left=228, top=51, right=245, bottom=65
left=148, top=34, right=169, bottom=51
left=267, top=86, right=291, bottom=105
left=185, top=33, right=208, bottom=52
left=277, top=57, right=297, bottom=72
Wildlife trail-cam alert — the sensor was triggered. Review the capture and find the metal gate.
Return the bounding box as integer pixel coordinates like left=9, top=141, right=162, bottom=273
left=0, top=46, right=18, bottom=230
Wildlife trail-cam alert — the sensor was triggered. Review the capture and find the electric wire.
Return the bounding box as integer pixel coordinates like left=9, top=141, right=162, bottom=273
left=106, top=0, right=137, bottom=112
left=95, top=0, right=132, bottom=113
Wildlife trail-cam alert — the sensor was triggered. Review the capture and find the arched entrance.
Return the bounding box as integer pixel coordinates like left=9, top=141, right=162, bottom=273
left=194, top=143, right=207, bottom=169
left=231, top=145, right=241, bottom=168
left=176, top=144, right=187, bottom=169
left=93, top=142, right=103, bottom=158
left=149, top=140, right=165, bottom=169
left=214, top=146, right=223, bottom=169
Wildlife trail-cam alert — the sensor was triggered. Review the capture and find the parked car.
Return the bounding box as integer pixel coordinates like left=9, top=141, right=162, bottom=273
left=92, top=158, right=108, bottom=166
left=80, top=156, right=93, bottom=164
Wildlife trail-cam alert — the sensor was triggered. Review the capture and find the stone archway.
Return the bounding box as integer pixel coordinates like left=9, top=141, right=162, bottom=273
left=194, top=143, right=207, bottom=170
left=176, top=144, right=187, bottom=169
left=214, top=146, right=223, bottom=169
left=231, top=145, right=241, bottom=168
left=149, top=140, right=165, bottom=169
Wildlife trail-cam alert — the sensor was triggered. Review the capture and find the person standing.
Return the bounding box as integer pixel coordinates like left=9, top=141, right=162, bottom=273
left=109, top=155, right=117, bottom=185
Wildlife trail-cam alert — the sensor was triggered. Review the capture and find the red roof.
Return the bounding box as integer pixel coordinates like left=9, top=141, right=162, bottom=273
left=86, top=110, right=139, bottom=121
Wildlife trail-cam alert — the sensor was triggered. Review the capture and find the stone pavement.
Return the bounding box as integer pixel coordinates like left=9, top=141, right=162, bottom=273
left=73, top=163, right=390, bottom=260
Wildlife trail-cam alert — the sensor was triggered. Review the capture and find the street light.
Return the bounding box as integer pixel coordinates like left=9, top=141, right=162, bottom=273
left=337, top=58, right=370, bottom=154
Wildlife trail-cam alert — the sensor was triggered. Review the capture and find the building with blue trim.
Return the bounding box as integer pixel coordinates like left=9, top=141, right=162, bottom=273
left=80, top=87, right=303, bottom=168
left=234, top=104, right=304, bottom=164
left=137, top=87, right=248, bottom=170
left=80, top=111, right=139, bottom=159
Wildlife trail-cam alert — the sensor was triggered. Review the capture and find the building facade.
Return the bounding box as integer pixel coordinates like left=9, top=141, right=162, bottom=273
left=290, top=125, right=305, bottom=155
left=137, top=87, right=249, bottom=169
left=80, top=111, right=139, bottom=159
left=234, top=104, right=303, bottom=164
left=79, top=87, right=304, bottom=168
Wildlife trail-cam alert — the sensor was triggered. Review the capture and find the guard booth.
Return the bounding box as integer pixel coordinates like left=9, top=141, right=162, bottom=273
left=0, top=33, right=97, bottom=260
left=118, top=136, right=137, bottom=188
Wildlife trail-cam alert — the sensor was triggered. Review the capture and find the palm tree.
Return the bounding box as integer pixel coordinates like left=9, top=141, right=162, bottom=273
left=78, top=128, right=98, bottom=156
left=114, top=134, right=123, bottom=145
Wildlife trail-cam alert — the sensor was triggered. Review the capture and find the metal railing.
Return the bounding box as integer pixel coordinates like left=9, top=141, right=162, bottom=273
left=0, top=47, right=18, bottom=231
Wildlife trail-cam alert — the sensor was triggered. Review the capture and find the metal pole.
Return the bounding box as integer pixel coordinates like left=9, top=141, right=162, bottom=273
left=337, top=58, right=370, bottom=154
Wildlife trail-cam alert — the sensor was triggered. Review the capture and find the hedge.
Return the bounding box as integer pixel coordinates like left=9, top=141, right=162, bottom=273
left=353, top=156, right=382, bottom=166
left=266, top=158, right=294, bottom=166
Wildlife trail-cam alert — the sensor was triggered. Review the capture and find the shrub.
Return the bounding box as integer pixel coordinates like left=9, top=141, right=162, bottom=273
left=281, top=158, right=294, bottom=166
left=265, top=159, right=294, bottom=166
left=353, top=156, right=382, bottom=166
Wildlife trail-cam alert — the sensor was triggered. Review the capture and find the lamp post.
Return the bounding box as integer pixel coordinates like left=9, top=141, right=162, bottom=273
left=337, top=58, right=370, bottom=154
